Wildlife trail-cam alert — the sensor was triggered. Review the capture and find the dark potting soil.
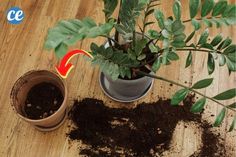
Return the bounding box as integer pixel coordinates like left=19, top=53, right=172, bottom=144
left=68, top=97, right=225, bottom=157
left=24, top=82, right=64, bottom=120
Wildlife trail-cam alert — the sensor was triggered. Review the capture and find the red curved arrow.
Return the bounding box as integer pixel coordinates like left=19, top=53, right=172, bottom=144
left=55, top=49, right=93, bottom=79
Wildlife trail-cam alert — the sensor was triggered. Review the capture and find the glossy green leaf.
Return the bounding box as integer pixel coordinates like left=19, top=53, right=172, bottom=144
left=154, top=9, right=165, bottom=29
left=227, top=53, right=236, bottom=62
left=210, top=34, right=223, bottom=47
left=207, top=53, right=215, bottom=75
left=162, top=29, right=171, bottom=38
left=229, top=116, right=236, bottom=132
left=168, top=52, right=179, bottom=61
left=223, top=45, right=236, bottom=54
left=173, top=0, right=181, bottom=20
left=213, top=108, right=226, bottom=127
left=103, top=0, right=118, bottom=19
left=185, top=51, right=192, bottom=68
left=228, top=102, right=236, bottom=109
left=201, top=0, right=214, bottom=17
left=219, top=54, right=226, bottom=66
left=192, top=78, right=213, bottom=89
left=218, top=37, right=232, bottom=50
left=148, top=30, right=160, bottom=39
left=174, top=33, right=186, bottom=42
left=198, top=29, right=209, bottom=45
left=171, top=40, right=186, bottom=48
left=171, top=88, right=189, bottom=105
left=212, top=1, right=228, bottom=17
left=190, top=97, right=206, bottom=113
left=213, top=88, right=236, bottom=100
left=185, top=31, right=195, bottom=43
left=152, top=57, right=162, bottom=72
left=203, top=18, right=213, bottom=27
left=226, top=58, right=236, bottom=71
left=55, top=43, right=68, bottom=58
left=201, top=43, right=214, bottom=50
left=189, top=0, right=200, bottom=18
left=191, top=19, right=201, bottom=30
left=172, top=20, right=185, bottom=33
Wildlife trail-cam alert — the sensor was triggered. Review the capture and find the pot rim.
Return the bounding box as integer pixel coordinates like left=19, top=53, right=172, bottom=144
left=10, top=70, right=68, bottom=122
left=103, top=72, right=153, bottom=83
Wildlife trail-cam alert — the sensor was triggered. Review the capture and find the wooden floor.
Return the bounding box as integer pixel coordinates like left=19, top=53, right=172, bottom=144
left=0, top=0, right=235, bottom=156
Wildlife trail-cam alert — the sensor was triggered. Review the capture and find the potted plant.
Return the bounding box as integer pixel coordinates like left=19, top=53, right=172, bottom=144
left=44, top=0, right=236, bottom=130
left=10, top=70, right=68, bottom=131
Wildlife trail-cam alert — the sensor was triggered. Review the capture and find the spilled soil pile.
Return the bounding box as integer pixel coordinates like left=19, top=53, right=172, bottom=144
left=68, top=96, right=225, bottom=157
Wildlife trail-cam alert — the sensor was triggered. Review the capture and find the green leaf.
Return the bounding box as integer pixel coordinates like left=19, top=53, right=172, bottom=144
left=228, top=102, right=236, bottom=109
left=146, top=9, right=155, bottom=17
left=190, top=97, right=207, bottom=113
left=137, top=54, right=146, bottom=61
left=154, top=9, right=165, bottom=29
left=192, top=78, right=213, bottom=89
left=201, top=0, right=214, bottom=17
left=218, top=37, right=232, bottom=50
left=210, top=34, right=223, bottom=47
left=55, top=43, right=68, bottom=58
left=227, top=53, right=236, bottom=62
left=198, top=29, right=209, bottom=45
left=171, top=40, right=185, bottom=48
left=212, top=1, right=228, bottom=17
left=223, top=45, right=236, bottom=54
left=226, top=58, right=236, bottom=71
left=161, top=29, right=171, bottom=38
left=148, top=30, right=160, bottom=39
left=185, top=51, right=192, bottom=68
left=229, top=116, right=236, bottom=132
left=185, top=31, right=195, bottom=43
left=171, top=20, right=185, bottom=34
left=201, top=43, right=214, bottom=50
left=174, top=33, right=186, bottom=42
left=189, top=0, right=200, bottom=18
left=135, top=38, right=148, bottom=56
left=213, top=88, right=236, bottom=100
left=191, top=19, right=201, bottom=30
left=207, top=53, right=215, bottom=75
left=213, top=108, right=226, bottom=127
left=219, top=54, right=226, bottom=66
left=171, top=88, right=189, bottom=105
left=152, top=57, right=162, bottom=72
left=173, top=0, right=181, bottom=20
left=103, top=0, right=118, bottom=19
left=149, top=44, right=159, bottom=53
left=203, top=18, right=213, bottom=27
left=168, top=52, right=179, bottom=61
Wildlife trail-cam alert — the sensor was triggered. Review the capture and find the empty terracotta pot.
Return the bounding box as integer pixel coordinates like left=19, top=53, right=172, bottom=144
left=10, top=70, right=68, bottom=131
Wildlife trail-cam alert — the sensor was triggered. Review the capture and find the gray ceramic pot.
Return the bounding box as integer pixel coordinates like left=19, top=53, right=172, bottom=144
left=105, top=74, right=153, bottom=97
left=99, top=72, right=154, bottom=102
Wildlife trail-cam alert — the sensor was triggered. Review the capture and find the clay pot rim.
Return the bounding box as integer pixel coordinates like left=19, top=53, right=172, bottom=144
left=10, top=70, right=68, bottom=122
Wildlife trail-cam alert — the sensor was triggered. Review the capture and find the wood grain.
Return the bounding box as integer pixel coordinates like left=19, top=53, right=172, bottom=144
left=0, top=0, right=235, bottom=156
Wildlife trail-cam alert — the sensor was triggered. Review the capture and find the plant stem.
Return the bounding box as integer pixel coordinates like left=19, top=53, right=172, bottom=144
left=138, top=71, right=236, bottom=113
left=183, top=16, right=221, bottom=23
left=176, top=48, right=222, bottom=54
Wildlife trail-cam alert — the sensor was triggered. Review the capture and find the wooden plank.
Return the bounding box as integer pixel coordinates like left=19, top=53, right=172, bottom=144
left=0, top=0, right=235, bottom=156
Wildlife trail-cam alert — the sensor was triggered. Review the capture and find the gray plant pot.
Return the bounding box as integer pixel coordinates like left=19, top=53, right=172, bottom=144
left=99, top=72, right=154, bottom=102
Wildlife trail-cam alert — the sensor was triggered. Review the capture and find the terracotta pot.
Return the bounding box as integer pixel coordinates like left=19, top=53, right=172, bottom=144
left=10, top=70, right=68, bottom=132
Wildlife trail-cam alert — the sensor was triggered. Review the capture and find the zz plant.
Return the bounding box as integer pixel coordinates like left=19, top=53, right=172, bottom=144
left=44, top=0, right=236, bottom=131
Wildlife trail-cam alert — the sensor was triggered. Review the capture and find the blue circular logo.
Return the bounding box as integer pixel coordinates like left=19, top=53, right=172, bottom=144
left=6, top=7, right=24, bottom=24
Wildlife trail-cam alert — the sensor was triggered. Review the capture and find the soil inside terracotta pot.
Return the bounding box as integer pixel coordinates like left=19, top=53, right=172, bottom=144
left=68, top=97, right=225, bottom=157
left=24, top=82, right=64, bottom=120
